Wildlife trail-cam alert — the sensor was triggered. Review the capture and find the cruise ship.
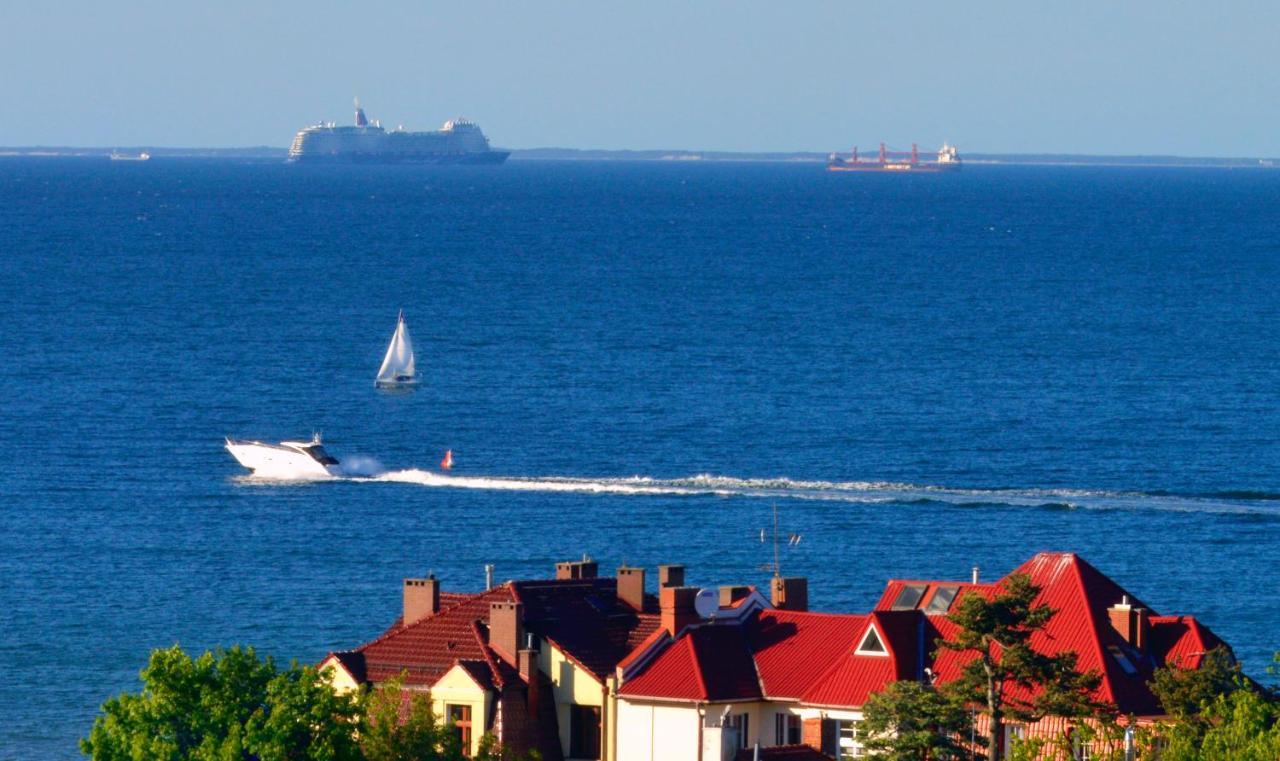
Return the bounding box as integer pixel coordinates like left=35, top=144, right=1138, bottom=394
left=288, top=100, right=509, bottom=164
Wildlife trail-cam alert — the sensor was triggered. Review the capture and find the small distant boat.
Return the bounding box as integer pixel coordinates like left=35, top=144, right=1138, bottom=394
left=375, top=310, right=417, bottom=388
left=225, top=434, right=340, bottom=478
left=441, top=449, right=454, bottom=470
left=109, top=150, right=151, bottom=161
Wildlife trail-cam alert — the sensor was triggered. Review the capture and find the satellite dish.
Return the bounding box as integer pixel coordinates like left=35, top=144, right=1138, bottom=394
left=694, top=588, right=719, bottom=619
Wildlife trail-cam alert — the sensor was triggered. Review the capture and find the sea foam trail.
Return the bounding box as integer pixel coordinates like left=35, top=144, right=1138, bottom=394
left=363, top=470, right=1280, bottom=516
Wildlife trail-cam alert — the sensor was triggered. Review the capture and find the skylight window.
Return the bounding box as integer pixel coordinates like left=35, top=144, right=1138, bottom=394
left=856, top=626, right=888, bottom=656
left=891, top=584, right=927, bottom=611
left=924, top=586, right=959, bottom=615
left=1107, top=645, right=1138, bottom=676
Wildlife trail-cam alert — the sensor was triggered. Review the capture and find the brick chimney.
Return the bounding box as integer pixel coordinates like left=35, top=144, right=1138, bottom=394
left=617, top=566, right=646, bottom=611
left=660, top=586, right=700, bottom=636
left=489, top=601, right=524, bottom=663
left=719, top=585, right=752, bottom=607
left=555, top=559, right=599, bottom=580
left=1108, top=595, right=1150, bottom=652
left=518, top=633, right=540, bottom=715
left=403, top=574, right=440, bottom=625
left=658, top=564, right=685, bottom=589
left=771, top=577, right=808, bottom=612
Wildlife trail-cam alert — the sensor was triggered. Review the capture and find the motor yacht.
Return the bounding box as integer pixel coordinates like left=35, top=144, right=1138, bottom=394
left=225, top=434, right=340, bottom=478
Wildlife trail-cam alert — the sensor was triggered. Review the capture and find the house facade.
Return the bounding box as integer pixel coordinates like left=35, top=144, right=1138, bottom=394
left=323, top=553, right=1230, bottom=761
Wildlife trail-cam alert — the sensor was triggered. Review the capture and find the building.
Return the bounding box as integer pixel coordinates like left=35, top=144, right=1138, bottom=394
left=323, top=553, right=1230, bottom=760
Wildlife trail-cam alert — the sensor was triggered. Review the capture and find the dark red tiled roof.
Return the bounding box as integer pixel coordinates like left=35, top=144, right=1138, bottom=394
left=513, top=578, right=661, bottom=681
left=335, top=577, right=660, bottom=691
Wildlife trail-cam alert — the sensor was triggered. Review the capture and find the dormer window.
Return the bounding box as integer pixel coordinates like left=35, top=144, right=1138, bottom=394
left=924, top=586, right=959, bottom=615
left=856, top=625, right=888, bottom=656
left=891, top=584, right=927, bottom=610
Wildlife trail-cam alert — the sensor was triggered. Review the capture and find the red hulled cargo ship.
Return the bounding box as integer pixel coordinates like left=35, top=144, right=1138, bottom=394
left=827, top=142, right=961, bottom=172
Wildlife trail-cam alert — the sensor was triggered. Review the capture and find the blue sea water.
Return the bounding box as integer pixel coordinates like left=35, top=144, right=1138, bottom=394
left=2, top=158, right=1279, bottom=757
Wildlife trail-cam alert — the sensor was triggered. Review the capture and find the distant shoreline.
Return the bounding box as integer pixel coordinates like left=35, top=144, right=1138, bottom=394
left=1, top=145, right=1276, bottom=169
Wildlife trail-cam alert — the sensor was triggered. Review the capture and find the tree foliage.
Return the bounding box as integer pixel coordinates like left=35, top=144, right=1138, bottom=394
left=84, top=646, right=537, bottom=761
left=940, top=573, right=1103, bottom=761
left=1149, top=646, right=1241, bottom=726
left=860, top=680, right=973, bottom=760
left=81, top=644, right=361, bottom=761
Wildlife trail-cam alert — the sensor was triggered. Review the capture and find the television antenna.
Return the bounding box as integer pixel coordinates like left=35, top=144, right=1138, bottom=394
left=758, top=503, right=801, bottom=578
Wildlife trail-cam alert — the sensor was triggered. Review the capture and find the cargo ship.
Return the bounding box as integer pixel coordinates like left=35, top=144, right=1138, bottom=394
left=288, top=100, right=509, bottom=164
left=827, top=143, right=960, bottom=172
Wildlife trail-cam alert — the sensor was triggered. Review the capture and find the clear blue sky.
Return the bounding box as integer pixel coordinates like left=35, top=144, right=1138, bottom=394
left=3, top=1, right=1277, bottom=155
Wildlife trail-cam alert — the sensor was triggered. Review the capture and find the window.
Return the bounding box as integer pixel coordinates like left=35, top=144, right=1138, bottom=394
left=568, top=704, right=601, bottom=760
left=818, top=718, right=864, bottom=759
left=856, top=626, right=887, bottom=655
left=891, top=584, right=927, bottom=610
left=837, top=719, right=864, bottom=759
left=1107, top=645, right=1139, bottom=675
left=726, top=712, right=750, bottom=749
left=774, top=713, right=801, bottom=745
left=924, top=585, right=959, bottom=614
left=446, top=704, right=472, bottom=755
left=1003, top=724, right=1027, bottom=760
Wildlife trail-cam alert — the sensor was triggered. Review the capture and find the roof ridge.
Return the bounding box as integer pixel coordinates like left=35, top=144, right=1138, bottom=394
left=471, top=619, right=506, bottom=688
left=355, top=584, right=511, bottom=654
left=687, top=629, right=710, bottom=700
left=1065, top=555, right=1116, bottom=704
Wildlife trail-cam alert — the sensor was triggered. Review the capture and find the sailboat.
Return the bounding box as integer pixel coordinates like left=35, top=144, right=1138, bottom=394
left=375, top=310, right=418, bottom=388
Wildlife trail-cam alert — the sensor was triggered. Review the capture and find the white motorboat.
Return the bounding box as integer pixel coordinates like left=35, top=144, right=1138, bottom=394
left=225, top=434, right=341, bottom=478
left=375, top=310, right=418, bottom=388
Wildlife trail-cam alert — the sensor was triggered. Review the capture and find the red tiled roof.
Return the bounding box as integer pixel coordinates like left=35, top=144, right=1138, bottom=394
left=747, top=610, right=865, bottom=700
left=353, top=585, right=515, bottom=686
left=800, top=611, right=923, bottom=707
left=336, top=577, right=661, bottom=690
left=619, top=624, right=763, bottom=701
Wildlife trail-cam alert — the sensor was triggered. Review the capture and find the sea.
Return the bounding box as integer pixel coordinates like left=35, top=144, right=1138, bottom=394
left=2, top=157, right=1279, bottom=757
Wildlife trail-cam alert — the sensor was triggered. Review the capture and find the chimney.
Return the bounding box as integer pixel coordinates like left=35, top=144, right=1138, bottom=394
left=719, top=585, right=752, bottom=607
left=660, top=586, right=700, bottom=636
left=658, top=564, right=685, bottom=589
left=485, top=564, right=494, bottom=591
left=555, top=559, right=599, bottom=580
left=1108, top=595, right=1150, bottom=652
left=518, top=633, right=540, bottom=715
left=971, top=566, right=980, bottom=584
left=770, top=577, right=808, bottom=612
left=617, top=566, right=646, bottom=611
left=518, top=633, right=539, bottom=680
left=489, top=601, right=523, bottom=663
left=403, top=574, right=440, bottom=625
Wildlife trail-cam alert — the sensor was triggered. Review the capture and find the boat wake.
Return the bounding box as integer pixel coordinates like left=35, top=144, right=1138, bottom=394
left=346, top=469, right=1280, bottom=516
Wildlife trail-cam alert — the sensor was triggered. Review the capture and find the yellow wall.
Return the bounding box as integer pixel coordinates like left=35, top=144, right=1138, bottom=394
left=318, top=657, right=361, bottom=695
left=430, top=665, right=493, bottom=758
left=540, top=641, right=605, bottom=759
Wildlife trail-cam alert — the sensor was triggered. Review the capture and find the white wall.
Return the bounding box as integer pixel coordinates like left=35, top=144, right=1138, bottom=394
left=616, top=701, right=702, bottom=761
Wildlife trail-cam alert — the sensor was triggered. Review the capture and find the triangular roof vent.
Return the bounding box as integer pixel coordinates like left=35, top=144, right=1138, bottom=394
left=856, top=624, right=888, bottom=656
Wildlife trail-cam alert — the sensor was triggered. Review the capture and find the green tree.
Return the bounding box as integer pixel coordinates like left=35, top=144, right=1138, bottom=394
left=1160, top=681, right=1280, bottom=761
left=860, top=680, right=973, bottom=760
left=940, top=573, right=1103, bottom=761
left=1149, top=646, right=1241, bottom=729
left=82, top=645, right=361, bottom=761
left=360, top=677, right=462, bottom=761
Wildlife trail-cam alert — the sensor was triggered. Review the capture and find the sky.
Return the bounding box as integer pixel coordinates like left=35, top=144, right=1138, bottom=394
left=2, top=1, right=1278, bottom=156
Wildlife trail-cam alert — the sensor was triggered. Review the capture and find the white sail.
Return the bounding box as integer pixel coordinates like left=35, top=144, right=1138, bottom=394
left=375, top=312, right=417, bottom=386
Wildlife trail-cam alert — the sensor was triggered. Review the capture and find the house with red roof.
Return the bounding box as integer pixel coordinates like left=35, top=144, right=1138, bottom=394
left=324, top=552, right=1230, bottom=761
left=614, top=552, right=1231, bottom=761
